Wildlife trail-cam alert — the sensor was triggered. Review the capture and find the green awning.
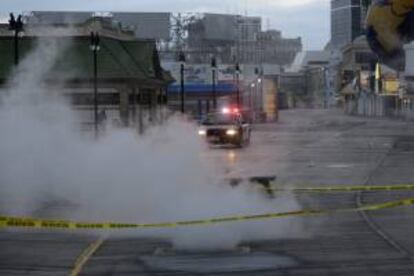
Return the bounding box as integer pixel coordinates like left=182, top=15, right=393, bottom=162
left=0, top=36, right=166, bottom=83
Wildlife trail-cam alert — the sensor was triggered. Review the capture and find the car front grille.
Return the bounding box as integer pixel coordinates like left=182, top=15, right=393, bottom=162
left=207, top=129, right=226, bottom=136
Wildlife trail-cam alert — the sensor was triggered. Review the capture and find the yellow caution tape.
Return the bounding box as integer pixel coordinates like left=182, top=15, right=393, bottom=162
left=0, top=198, right=413, bottom=230
left=266, top=184, right=414, bottom=193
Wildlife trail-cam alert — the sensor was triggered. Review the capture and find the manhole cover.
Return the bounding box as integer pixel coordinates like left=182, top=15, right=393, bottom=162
left=141, top=252, right=296, bottom=273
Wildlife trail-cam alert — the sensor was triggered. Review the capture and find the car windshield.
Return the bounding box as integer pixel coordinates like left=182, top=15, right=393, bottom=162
left=201, top=113, right=239, bottom=125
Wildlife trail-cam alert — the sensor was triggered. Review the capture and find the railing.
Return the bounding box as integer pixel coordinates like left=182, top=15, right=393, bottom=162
left=344, top=91, right=414, bottom=120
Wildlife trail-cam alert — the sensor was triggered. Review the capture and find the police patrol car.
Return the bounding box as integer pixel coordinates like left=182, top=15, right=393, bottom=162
left=198, top=107, right=251, bottom=147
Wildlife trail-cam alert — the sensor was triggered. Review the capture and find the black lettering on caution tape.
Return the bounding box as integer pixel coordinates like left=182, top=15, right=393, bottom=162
left=75, top=223, right=105, bottom=229
left=7, top=220, right=36, bottom=227
left=41, top=221, right=71, bottom=228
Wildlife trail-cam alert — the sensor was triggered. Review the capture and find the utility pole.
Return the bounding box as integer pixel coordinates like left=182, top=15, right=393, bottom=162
left=255, top=67, right=263, bottom=117
left=211, top=57, right=217, bottom=110
left=132, top=86, right=137, bottom=125
left=90, top=32, right=100, bottom=138
left=8, top=13, right=24, bottom=66
left=235, top=62, right=241, bottom=108
left=179, top=51, right=186, bottom=113
left=138, top=92, right=144, bottom=134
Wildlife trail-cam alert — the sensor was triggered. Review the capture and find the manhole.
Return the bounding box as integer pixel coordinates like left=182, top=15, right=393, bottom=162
left=141, top=251, right=296, bottom=273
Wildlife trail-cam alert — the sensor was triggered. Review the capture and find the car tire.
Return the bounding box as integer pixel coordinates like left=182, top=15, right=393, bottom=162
left=235, top=137, right=244, bottom=148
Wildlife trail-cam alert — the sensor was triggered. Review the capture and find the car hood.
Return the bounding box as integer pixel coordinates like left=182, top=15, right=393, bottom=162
left=201, top=125, right=236, bottom=130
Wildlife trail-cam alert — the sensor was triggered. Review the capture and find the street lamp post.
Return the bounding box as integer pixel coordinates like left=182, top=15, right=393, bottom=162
left=90, top=32, right=100, bottom=138
left=255, top=67, right=263, bottom=120
left=211, top=57, right=217, bottom=110
left=250, top=82, right=256, bottom=120
left=8, top=13, right=24, bottom=66
left=179, top=52, right=186, bottom=113
left=323, top=67, right=329, bottom=109
left=235, top=63, right=241, bottom=108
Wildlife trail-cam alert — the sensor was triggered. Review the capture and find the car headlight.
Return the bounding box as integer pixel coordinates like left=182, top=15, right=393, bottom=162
left=226, top=129, right=238, bottom=136
left=198, top=129, right=207, bottom=136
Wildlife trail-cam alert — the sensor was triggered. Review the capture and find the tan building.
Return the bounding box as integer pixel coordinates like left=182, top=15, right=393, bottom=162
left=256, top=30, right=302, bottom=66
left=341, top=35, right=399, bottom=94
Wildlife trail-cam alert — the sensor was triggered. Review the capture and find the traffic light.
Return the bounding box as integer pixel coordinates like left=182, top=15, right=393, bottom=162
left=235, top=63, right=240, bottom=73
left=211, top=57, right=217, bottom=68
left=90, top=32, right=100, bottom=51
left=9, top=13, right=24, bottom=32
left=8, top=13, right=15, bottom=30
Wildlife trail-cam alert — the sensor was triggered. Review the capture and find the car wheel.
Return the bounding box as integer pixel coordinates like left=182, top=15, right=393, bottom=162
left=235, top=137, right=244, bottom=148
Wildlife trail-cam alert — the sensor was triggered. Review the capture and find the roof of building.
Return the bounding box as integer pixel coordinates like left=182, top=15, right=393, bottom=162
left=0, top=36, right=170, bottom=84
left=3, top=17, right=136, bottom=41
left=341, top=35, right=370, bottom=52
left=288, top=50, right=330, bottom=72
left=27, top=11, right=92, bottom=25
left=26, top=11, right=171, bottom=40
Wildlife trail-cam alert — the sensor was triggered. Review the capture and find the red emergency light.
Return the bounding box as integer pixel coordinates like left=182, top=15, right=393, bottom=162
left=222, top=107, right=240, bottom=114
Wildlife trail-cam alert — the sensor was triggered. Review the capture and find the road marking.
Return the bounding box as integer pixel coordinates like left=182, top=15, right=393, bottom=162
left=70, top=238, right=104, bottom=276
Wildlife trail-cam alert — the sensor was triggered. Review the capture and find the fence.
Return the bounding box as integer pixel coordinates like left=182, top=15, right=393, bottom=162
left=344, top=91, right=414, bottom=120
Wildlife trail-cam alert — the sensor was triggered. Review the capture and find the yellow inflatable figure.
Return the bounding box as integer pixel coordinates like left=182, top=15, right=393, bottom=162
left=366, top=0, right=414, bottom=69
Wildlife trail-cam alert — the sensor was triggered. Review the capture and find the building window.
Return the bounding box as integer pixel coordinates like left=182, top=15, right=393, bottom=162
left=355, top=52, right=376, bottom=65
left=68, top=93, right=120, bottom=106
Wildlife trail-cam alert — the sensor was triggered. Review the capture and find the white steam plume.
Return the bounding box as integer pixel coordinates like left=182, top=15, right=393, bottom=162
left=0, top=36, right=304, bottom=249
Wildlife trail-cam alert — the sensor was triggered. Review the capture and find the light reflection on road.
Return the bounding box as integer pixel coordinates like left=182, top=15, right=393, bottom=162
left=227, top=150, right=237, bottom=166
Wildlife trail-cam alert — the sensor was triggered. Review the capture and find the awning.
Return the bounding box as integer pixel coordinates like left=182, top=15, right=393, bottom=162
left=167, top=83, right=236, bottom=95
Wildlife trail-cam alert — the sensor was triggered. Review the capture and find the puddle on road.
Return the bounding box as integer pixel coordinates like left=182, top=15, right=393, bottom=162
left=326, top=163, right=355, bottom=169
left=140, top=252, right=296, bottom=273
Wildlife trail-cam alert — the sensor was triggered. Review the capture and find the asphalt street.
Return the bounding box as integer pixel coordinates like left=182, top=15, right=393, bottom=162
left=1, top=109, right=414, bottom=275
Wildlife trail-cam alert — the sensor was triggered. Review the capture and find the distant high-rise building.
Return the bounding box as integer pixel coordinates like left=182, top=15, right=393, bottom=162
left=186, top=13, right=301, bottom=65
left=25, top=11, right=171, bottom=40
left=331, top=0, right=366, bottom=49
left=257, top=30, right=302, bottom=65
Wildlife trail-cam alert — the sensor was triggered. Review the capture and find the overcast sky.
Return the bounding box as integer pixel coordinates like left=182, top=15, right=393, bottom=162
left=1, top=0, right=330, bottom=50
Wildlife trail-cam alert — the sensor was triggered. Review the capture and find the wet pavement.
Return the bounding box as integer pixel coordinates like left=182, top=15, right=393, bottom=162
left=2, top=109, right=414, bottom=275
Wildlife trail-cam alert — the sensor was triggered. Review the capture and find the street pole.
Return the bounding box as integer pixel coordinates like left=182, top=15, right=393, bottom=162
left=259, top=78, right=263, bottom=118
left=211, top=57, right=217, bottom=110
left=138, top=92, right=144, bottom=134
left=132, top=86, right=137, bottom=125
left=94, top=48, right=98, bottom=137
left=236, top=63, right=240, bottom=108
left=14, top=30, right=19, bottom=65
left=254, top=67, right=261, bottom=119
left=90, top=32, right=100, bottom=139
left=8, top=13, right=24, bottom=66
left=250, top=83, right=255, bottom=121
left=180, top=63, right=185, bottom=113
left=179, top=52, right=186, bottom=114
left=237, top=74, right=240, bottom=108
